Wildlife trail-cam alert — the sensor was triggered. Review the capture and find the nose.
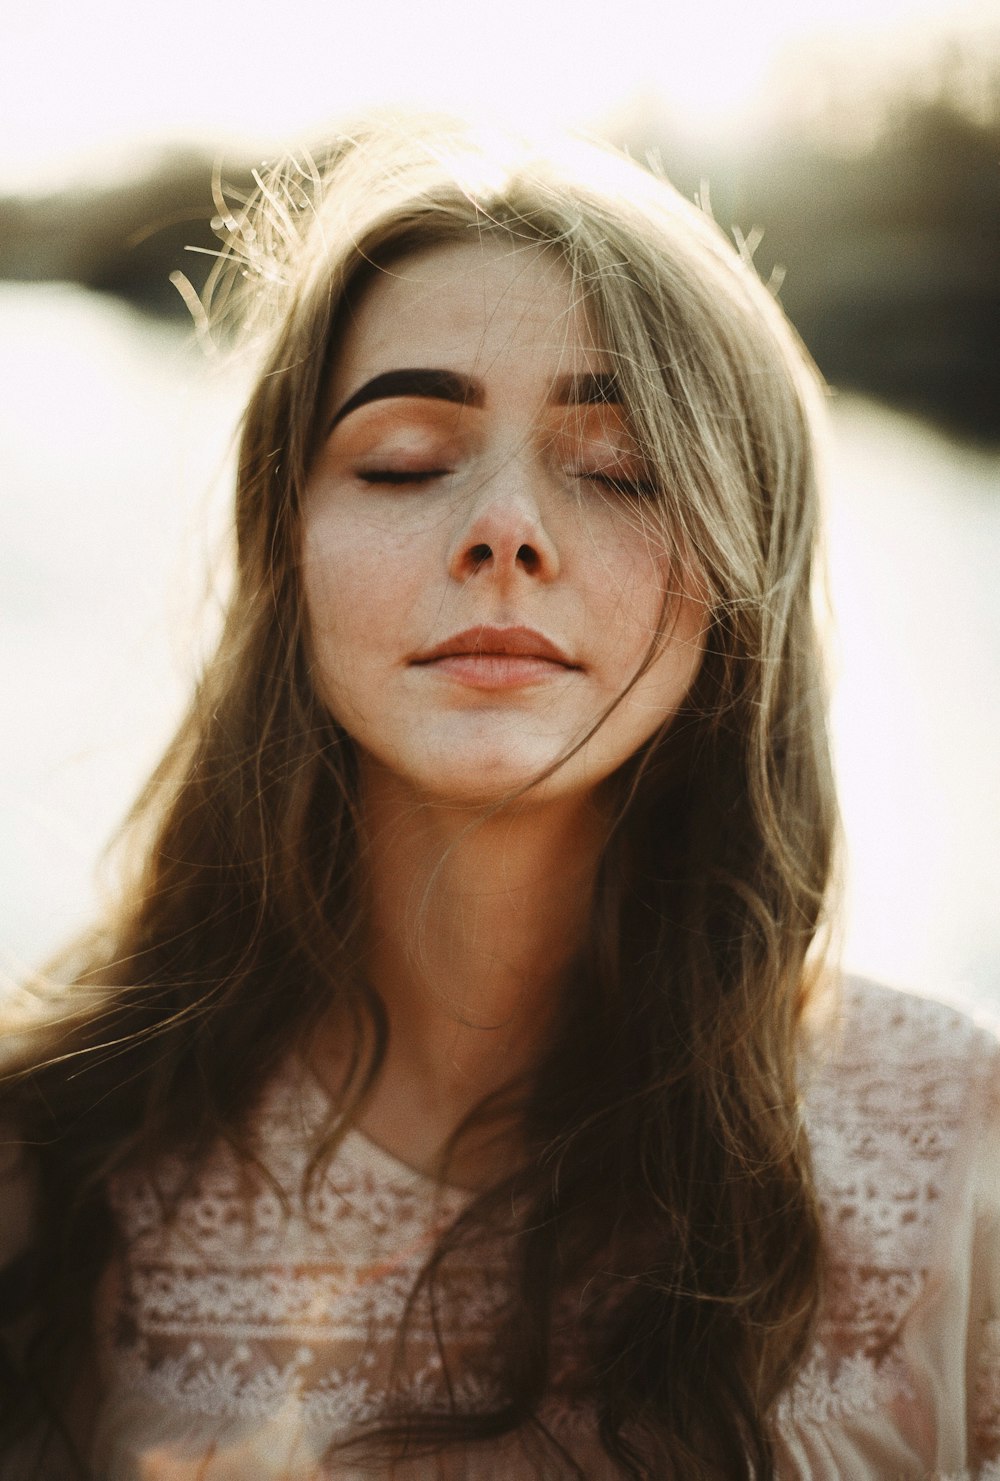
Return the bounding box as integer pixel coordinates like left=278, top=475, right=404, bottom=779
left=447, top=460, right=560, bottom=585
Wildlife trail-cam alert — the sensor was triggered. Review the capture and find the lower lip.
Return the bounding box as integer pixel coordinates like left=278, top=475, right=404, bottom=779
left=416, top=655, right=575, bottom=689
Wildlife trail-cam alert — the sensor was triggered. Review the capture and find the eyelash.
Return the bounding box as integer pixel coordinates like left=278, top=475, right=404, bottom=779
left=356, top=468, right=657, bottom=499
left=585, top=473, right=658, bottom=500
left=357, top=469, right=450, bottom=486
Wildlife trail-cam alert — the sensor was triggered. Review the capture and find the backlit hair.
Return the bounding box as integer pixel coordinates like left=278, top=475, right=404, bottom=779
left=3, top=116, right=838, bottom=1477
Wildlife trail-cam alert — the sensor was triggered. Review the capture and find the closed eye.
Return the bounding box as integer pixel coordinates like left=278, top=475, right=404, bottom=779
left=579, top=472, right=659, bottom=499
left=357, top=468, right=451, bottom=486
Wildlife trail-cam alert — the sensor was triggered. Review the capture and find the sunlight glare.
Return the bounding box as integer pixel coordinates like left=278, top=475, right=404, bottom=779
left=1, top=0, right=995, bottom=190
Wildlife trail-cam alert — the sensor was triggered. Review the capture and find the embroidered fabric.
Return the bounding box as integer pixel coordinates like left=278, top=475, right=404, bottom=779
left=104, top=1075, right=506, bottom=1437
left=88, top=979, right=1000, bottom=1478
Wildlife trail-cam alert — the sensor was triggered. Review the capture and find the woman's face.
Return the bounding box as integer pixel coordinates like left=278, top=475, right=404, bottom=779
left=301, top=240, right=708, bottom=809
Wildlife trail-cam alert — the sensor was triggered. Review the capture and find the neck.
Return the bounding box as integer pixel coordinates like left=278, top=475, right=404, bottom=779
left=342, top=763, right=607, bottom=1181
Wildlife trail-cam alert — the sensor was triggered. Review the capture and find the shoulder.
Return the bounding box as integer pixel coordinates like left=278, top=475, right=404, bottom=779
left=783, top=982, right=1000, bottom=1464
left=803, top=975, right=1000, bottom=1267
left=805, top=973, right=1000, bottom=1119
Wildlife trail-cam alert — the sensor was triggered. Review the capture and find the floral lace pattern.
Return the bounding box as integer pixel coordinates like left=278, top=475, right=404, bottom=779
left=107, top=1071, right=512, bottom=1440
left=99, top=980, right=1000, bottom=1477
left=804, top=984, right=980, bottom=1328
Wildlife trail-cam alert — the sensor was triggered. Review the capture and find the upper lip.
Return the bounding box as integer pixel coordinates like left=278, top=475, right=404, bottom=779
left=412, top=626, right=578, bottom=667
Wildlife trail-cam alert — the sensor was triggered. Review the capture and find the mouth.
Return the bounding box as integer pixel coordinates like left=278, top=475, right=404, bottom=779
left=411, top=626, right=578, bottom=667
left=410, top=626, right=579, bottom=689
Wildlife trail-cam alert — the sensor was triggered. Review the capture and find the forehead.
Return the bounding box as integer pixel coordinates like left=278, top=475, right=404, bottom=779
left=326, top=239, right=606, bottom=405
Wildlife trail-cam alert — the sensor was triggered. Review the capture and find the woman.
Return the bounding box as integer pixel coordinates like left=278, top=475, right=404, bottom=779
left=2, top=116, right=999, bottom=1479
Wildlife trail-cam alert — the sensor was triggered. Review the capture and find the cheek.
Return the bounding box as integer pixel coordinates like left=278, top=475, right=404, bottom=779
left=300, top=517, right=382, bottom=712
left=301, top=494, right=437, bottom=616
left=302, top=509, right=398, bottom=640
left=622, top=598, right=707, bottom=724
left=588, top=528, right=708, bottom=719
left=584, top=523, right=693, bottom=661
left=653, top=596, right=709, bottom=697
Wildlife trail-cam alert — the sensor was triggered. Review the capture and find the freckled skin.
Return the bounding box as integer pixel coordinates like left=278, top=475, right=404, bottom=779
left=301, top=240, right=708, bottom=810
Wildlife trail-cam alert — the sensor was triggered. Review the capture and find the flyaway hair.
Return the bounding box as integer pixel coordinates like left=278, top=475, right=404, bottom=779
left=1, top=116, right=838, bottom=1478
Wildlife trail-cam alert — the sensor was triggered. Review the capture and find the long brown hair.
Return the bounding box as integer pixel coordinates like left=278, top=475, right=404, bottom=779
left=1, top=117, right=838, bottom=1477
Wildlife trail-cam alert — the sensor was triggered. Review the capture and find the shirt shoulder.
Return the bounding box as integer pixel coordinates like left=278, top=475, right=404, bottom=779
left=806, top=974, right=1000, bottom=1129
left=803, top=975, right=1000, bottom=1305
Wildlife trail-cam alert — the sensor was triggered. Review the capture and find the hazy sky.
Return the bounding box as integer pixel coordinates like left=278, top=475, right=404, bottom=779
left=1, top=0, right=995, bottom=190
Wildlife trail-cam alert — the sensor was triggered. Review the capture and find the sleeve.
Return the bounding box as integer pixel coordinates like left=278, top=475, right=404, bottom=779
left=967, top=1040, right=1000, bottom=1475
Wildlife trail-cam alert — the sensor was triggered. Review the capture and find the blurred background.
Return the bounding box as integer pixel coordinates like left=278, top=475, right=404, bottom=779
left=1, top=0, right=998, bottom=1004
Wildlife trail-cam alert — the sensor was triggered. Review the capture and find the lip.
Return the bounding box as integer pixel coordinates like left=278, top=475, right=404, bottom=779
left=411, top=625, right=578, bottom=668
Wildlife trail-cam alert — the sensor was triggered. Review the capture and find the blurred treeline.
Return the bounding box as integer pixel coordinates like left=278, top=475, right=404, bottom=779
left=1, top=85, right=997, bottom=442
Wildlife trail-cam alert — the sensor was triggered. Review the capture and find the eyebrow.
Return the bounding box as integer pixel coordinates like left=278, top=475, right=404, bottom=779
left=326, top=368, right=622, bottom=432
left=327, top=370, right=479, bottom=431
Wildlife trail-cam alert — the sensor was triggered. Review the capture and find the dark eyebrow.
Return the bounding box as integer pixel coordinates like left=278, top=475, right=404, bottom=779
left=326, top=367, right=621, bottom=436
left=327, top=369, right=481, bottom=432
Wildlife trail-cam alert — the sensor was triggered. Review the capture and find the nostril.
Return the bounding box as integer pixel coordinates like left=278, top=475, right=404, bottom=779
left=517, top=544, right=540, bottom=574
left=470, top=543, right=492, bottom=567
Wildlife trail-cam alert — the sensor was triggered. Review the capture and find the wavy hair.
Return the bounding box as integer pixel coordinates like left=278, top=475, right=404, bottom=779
left=1, top=117, right=838, bottom=1477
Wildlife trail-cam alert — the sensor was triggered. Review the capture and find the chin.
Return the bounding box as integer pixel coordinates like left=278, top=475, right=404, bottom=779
left=370, top=742, right=584, bottom=811
left=423, top=764, right=561, bottom=809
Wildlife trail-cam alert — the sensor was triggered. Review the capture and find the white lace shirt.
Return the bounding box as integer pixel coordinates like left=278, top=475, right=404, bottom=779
left=15, top=977, right=1000, bottom=1478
